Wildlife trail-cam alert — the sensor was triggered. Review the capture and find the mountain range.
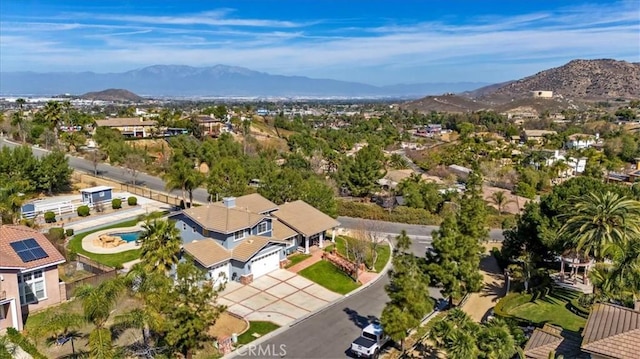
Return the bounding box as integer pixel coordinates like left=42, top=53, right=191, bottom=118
left=0, top=65, right=487, bottom=98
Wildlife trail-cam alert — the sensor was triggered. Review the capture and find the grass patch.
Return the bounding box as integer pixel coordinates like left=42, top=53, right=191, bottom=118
left=237, top=321, right=280, bottom=345
left=285, top=253, right=311, bottom=268
left=372, top=243, right=391, bottom=273
left=67, top=218, right=141, bottom=268
left=299, top=260, right=361, bottom=295
left=504, top=289, right=586, bottom=332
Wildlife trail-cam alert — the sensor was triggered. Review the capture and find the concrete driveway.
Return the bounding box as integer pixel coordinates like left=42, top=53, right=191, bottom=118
left=218, top=269, right=342, bottom=326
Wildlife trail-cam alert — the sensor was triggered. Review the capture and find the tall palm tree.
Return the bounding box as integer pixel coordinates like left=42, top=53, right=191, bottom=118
left=43, top=100, right=63, bottom=141
left=139, top=218, right=182, bottom=274
left=185, top=170, right=204, bottom=208
left=490, top=191, right=513, bottom=215
left=163, top=158, right=192, bottom=206
left=560, top=191, right=640, bottom=261
left=75, top=278, right=125, bottom=359
left=478, top=319, right=517, bottom=359
left=10, top=112, right=26, bottom=143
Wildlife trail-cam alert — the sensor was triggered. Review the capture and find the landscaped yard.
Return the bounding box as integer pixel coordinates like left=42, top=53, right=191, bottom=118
left=68, top=218, right=142, bottom=268
left=501, top=288, right=586, bottom=332
left=324, top=236, right=391, bottom=273
left=299, top=260, right=361, bottom=295
left=285, top=253, right=311, bottom=268
left=237, top=321, right=280, bottom=345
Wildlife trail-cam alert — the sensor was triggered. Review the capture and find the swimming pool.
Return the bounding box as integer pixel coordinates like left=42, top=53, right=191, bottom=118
left=112, top=231, right=142, bottom=243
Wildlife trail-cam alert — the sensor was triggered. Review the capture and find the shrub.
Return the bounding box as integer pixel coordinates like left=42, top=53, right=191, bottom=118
left=67, top=250, right=78, bottom=262
left=337, top=200, right=441, bottom=225
left=48, top=227, right=65, bottom=242
left=77, top=205, right=90, bottom=217
left=494, top=292, right=533, bottom=319
left=569, top=297, right=590, bottom=318
left=6, top=327, right=47, bottom=359
left=112, top=198, right=122, bottom=209
left=128, top=196, right=137, bottom=206
left=44, top=211, right=56, bottom=223
left=65, top=228, right=74, bottom=237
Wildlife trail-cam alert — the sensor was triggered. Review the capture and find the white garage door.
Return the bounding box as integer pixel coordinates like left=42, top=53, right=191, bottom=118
left=251, top=250, right=280, bottom=278
left=209, top=263, right=229, bottom=289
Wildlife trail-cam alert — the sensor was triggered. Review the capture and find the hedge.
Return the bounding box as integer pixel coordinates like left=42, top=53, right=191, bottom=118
left=77, top=205, right=90, bottom=217
left=568, top=297, right=590, bottom=318
left=65, top=228, right=74, bottom=237
left=337, top=200, right=441, bottom=225
left=5, top=328, right=47, bottom=359
left=112, top=198, right=122, bottom=209
left=48, top=227, right=65, bottom=242
left=493, top=292, right=533, bottom=318
left=128, top=196, right=137, bottom=206
left=44, top=211, right=56, bottom=223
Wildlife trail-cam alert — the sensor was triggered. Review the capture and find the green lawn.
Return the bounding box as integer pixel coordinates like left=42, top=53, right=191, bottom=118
left=505, top=289, right=586, bottom=332
left=67, top=218, right=141, bottom=268
left=285, top=253, right=311, bottom=268
left=237, top=321, right=280, bottom=345
left=299, top=260, right=361, bottom=295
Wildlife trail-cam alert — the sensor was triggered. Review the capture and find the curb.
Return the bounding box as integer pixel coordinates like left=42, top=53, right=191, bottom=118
left=224, top=237, right=394, bottom=358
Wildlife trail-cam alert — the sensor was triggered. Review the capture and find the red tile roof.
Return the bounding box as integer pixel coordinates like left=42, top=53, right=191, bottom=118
left=0, top=225, right=66, bottom=269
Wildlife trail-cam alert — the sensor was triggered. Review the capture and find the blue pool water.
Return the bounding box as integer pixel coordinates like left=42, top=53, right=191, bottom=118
left=112, top=231, right=141, bottom=243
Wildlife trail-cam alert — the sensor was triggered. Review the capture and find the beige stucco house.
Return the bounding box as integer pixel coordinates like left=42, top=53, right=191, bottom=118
left=0, top=225, right=66, bottom=331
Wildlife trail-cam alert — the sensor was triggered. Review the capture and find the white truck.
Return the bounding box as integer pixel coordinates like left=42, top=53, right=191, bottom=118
left=350, top=322, right=389, bottom=358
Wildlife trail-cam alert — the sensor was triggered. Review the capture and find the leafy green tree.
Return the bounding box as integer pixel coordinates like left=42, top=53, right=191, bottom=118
left=162, top=261, right=225, bottom=358
left=339, top=144, right=386, bottom=197
left=139, top=218, right=182, bottom=274
left=207, top=157, right=249, bottom=198
left=395, top=230, right=412, bottom=254
left=37, top=150, right=72, bottom=194
left=458, top=169, right=488, bottom=240
left=380, top=303, right=416, bottom=351
left=427, top=213, right=483, bottom=306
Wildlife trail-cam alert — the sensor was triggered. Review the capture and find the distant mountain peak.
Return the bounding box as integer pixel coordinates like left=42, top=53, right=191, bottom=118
left=80, top=88, right=144, bottom=102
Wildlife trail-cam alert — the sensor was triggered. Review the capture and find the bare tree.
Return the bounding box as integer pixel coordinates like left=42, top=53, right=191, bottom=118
left=345, top=229, right=370, bottom=281
left=87, top=149, right=106, bottom=176
left=123, top=153, right=145, bottom=186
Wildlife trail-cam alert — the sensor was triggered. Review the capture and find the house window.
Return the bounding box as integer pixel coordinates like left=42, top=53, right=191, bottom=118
left=99, top=191, right=104, bottom=198
left=182, top=223, right=187, bottom=230
left=192, top=226, right=196, bottom=233
left=257, top=222, right=268, bottom=234
left=234, top=230, right=245, bottom=241
left=0, top=303, right=6, bottom=320
left=18, top=270, right=46, bottom=304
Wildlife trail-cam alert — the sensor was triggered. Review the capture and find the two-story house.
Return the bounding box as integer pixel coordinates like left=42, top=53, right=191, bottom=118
left=94, top=117, right=158, bottom=138
left=0, top=225, right=66, bottom=331
left=170, top=193, right=340, bottom=286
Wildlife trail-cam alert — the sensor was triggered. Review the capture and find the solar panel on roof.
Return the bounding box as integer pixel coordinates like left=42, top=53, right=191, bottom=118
left=9, top=238, right=49, bottom=262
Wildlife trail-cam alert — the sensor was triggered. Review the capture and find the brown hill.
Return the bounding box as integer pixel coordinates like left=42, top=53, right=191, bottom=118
left=402, top=94, right=489, bottom=113
left=80, top=88, right=145, bottom=102
left=486, top=59, right=640, bottom=101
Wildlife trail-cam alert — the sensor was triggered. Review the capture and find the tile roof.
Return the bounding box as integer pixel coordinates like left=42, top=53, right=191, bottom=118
left=182, top=204, right=265, bottom=234
left=524, top=324, right=583, bottom=359
left=95, top=118, right=157, bottom=127
left=182, top=240, right=230, bottom=268
left=222, top=193, right=279, bottom=214
left=272, top=219, right=298, bottom=241
left=581, top=303, right=640, bottom=359
left=272, top=200, right=340, bottom=237
left=0, top=225, right=66, bottom=269
left=231, top=236, right=287, bottom=262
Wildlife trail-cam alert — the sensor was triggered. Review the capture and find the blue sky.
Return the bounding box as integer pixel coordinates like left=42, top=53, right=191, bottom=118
left=1, top=0, right=638, bottom=85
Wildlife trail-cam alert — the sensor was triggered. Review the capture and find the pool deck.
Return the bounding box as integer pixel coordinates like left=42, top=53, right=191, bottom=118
left=82, top=223, right=144, bottom=254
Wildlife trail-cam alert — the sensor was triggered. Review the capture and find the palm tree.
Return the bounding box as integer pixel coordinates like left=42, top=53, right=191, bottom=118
left=490, top=191, right=513, bottom=215
left=75, top=278, right=125, bottom=359
left=446, top=329, right=479, bottom=359
left=43, top=100, right=63, bottom=142
left=185, top=169, right=204, bottom=208
left=139, top=218, right=182, bottom=274
left=478, top=319, right=517, bottom=359
left=31, top=310, right=84, bottom=357
left=560, top=191, right=640, bottom=261
left=10, top=112, right=26, bottom=143
left=163, top=158, right=192, bottom=206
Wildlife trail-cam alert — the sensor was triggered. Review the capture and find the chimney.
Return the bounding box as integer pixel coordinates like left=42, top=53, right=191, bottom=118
left=222, top=197, right=236, bottom=208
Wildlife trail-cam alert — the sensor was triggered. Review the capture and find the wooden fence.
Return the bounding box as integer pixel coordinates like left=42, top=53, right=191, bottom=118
left=73, top=172, right=185, bottom=207
left=63, top=254, right=117, bottom=298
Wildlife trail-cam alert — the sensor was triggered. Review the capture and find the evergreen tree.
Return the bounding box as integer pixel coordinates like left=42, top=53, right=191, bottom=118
left=457, top=168, right=488, bottom=240
left=340, top=145, right=386, bottom=197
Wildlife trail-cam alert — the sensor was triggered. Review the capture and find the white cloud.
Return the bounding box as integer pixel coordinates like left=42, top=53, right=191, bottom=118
left=1, top=2, right=638, bottom=83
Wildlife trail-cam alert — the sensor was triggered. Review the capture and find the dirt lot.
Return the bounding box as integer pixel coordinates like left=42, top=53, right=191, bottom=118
left=208, top=312, right=249, bottom=339
left=482, top=185, right=531, bottom=214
